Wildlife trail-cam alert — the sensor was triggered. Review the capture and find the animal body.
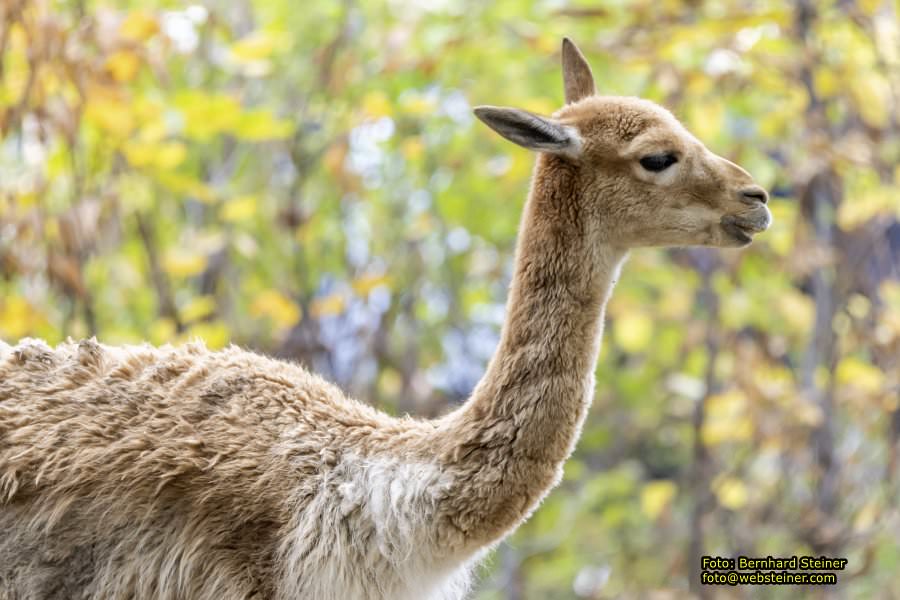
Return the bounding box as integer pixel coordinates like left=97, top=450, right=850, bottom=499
left=0, top=39, right=770, bottom=599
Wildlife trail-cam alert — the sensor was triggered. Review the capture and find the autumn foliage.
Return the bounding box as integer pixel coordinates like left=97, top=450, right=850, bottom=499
left=0, top=0, right=898, bottom=597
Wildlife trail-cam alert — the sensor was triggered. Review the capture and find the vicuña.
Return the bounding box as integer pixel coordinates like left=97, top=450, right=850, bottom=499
left=0, top=38, right=770, bottom=599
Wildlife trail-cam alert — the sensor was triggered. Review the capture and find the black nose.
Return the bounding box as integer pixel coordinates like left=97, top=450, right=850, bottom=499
left=740, top=186, right=768, bottom=204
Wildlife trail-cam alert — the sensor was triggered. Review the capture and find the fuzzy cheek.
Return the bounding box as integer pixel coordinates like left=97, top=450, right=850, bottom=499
left=675, top=206, right=722, bottom=234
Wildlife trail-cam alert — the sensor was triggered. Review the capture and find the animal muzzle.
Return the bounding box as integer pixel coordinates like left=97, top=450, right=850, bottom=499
left=720, top=205, right=772, bottom=243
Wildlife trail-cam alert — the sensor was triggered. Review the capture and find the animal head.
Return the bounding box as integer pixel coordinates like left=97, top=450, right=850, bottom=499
left=474, top=38, right=771, bottom=249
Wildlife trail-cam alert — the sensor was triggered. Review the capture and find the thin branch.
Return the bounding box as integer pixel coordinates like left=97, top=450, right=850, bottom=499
left=688, top=252, right=719, bottom=599
left=136, top=212, right=184, bottom=333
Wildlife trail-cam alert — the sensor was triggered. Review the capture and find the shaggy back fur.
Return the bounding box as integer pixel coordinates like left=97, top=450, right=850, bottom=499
left=0, top=39, right=769, bottom=599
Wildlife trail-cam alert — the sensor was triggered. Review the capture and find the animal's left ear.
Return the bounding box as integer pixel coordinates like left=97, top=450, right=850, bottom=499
left=473, top=106, right=581, bottom=156
left=562, top=37, right=596, bottom=104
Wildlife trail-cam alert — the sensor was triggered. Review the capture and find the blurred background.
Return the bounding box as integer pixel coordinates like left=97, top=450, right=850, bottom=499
left=1, top=0, right=898, bottom=597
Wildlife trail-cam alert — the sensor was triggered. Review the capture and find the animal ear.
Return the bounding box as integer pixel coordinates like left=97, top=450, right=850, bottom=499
left=561, top=37, right=596, bottom=104
left=473, top=106, right=581, bottom=156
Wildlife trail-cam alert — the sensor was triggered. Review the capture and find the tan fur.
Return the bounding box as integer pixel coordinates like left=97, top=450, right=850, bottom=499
left=0, top=39, right=769, bottom=599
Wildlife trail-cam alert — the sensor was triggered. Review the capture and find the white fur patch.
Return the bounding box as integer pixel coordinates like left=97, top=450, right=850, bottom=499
left=276, top=453, right=473, bottom=600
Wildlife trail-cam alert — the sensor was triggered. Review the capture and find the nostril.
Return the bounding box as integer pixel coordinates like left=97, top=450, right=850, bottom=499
left=740, top=186, right=768, bottom=204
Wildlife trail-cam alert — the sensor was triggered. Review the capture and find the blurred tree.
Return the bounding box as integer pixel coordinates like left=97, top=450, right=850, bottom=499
left=0, top=0, right=898, bottom=597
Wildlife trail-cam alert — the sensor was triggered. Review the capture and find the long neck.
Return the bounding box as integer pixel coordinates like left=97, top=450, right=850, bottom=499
left=470, top=155, right=625, bottom=459
left=439, top=155, right=626, bottom=543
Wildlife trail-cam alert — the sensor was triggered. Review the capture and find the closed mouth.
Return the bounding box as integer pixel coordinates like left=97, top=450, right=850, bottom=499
left=722, top=222, right=754, bottom=244
left=720, top=211, right=771, bottom=244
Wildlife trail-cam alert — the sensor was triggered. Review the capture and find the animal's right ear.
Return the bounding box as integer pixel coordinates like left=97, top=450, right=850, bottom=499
left=562, top=37, right=596, bottom=104
left=473, top=106, right=581, bottom=156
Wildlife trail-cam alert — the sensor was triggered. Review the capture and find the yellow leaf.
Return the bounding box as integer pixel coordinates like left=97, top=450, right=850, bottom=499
left=221, top=195, right=258, bottom=222
left=310, top=293, right=345, bottom=318
left=352, top=273, right=389, bottom=296
left=362, top=91, right=391, bottom=118
left=181, top=295, right=217, bottom=323
left=614, top=310, right=653, bottom=353
left=766, top=199, right=795, bottom=256
left=106, top=50, right=142, bottom=82
left=44, top=216, right=59, bottom=239
left=658, top=284, right=691, bottom=319
left=122, top=141, right=156, bottom=167
left=777, top=290, right=814, bottom=334
left=714, top=477, right=748, bottom=510
left=12, top=192, right=36, bottom=211
left=721, top=289, right=753, bottom=330
left=84, top=90, right=135, bottom=136
left=149, top=317, right=177, bottom=345
left=520, top=98, right=556, bottom=115
left=640, top=480, right=677, bottom=519
left=792, top=399, right=824, bottom=426
left=858, top=0, right=883, bottom=15
left=138, top=119, right=168, bottom=143
left=702, top=390, right=753, bottom=445
left=182, top=321, right=230, bottom=349
left=235, top=110, right=293, bottom=141
left=877, top=281, right=900, bottom=344
left=702, top=416, right=754, bottom=445
left=123, top=141, right=186, bottom=170
left=155, top=142, right=187, bottom=169
left=156, top=172, right=215, bottom=203
left=120, top=11, right=159, bottom=41
left=0, top=295, right=45, bottom=338
left=115, top=174, right=153, bottom=211
left=176, top=92, right=243, bottom=141
left=836, top=357, right=885, bottom=394
left=846, top=294, right=870, bottom=319
left=534, top=33, right=558, bottom=55
left=250, top=290, right=301, bottom=327
left=881, top=281, right=900, bottom=308
left=685, top=72, right=713, bottom=95
left=162, top=250, right=207, bottom=278
left=401, top=137, right=425, bottom=161
left=378, top=367, right=402, bottom=397
left=813, top=68, right=840, bottom=98
left=851, top=72, right=891, bottom=128
left=838, top=185, right=896, bottom=230
left=758, top=111, right=788, bottom=140
left=399, top=94, right=436, bottom=116
left=854, top=500, right=879, bottom=532
left=231, top=31, right=278, bottom=62
left=687, top=100, right=724, bottom=143
left=707, top=389, right=747, bottom=416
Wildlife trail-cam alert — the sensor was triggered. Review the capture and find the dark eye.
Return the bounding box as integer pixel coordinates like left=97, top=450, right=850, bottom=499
left=639, top=153, right=678, bottom=172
